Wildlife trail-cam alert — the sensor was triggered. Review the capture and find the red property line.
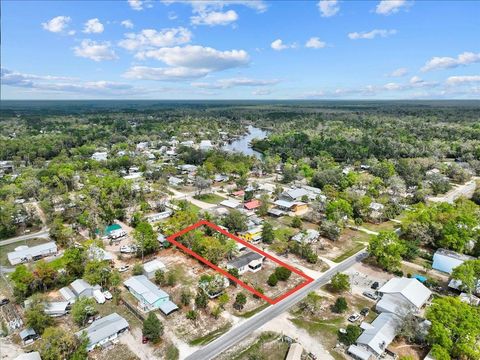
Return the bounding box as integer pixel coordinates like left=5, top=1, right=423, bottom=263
left=166, top=220, right=314, bottom=305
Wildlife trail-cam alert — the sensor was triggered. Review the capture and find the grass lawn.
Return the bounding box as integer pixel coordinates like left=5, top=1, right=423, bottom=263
left=189, top=323, right=232, bottom=346
left=193, top=193, right=226, bottom=204
left=0, top=237, right=51, bottom=266
left=95, top=298, right=143, bottom=329
left=236, top=303, right=270, bottom=318
left=333, top=242, right=365, bottom=263
left=362, top=220, right=398, bottom=233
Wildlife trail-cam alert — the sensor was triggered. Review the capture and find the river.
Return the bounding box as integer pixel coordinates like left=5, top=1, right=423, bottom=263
left=222, top=125, right=268, bottom=159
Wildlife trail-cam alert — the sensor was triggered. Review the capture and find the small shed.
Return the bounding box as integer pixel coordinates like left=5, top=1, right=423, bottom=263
left=143, top=259, right=166, bottom=279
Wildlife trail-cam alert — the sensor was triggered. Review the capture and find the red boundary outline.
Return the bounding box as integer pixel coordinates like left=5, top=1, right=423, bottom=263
left=166, top=219, right=314, bottom=305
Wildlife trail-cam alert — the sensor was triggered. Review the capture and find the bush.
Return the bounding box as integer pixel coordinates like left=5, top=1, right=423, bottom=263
left=338, top=325, right=362, bottom=345
left=186, top=310, right=198, bottom=321
left=274, top=267, right=292, bottom=281
left=143, top=312, right=163, bottom=343
left=267, top=273, right=278, bottom=286
left=234, top=293, right=247, bottom=310
left=330, top=273, right=350, bottom=292
left=154, top=270, right=165, bottom=285
left=132, top=263, right=143, bottom=276
left=332, top=297, right=348, bottom=313
left=291, top=216, right=302, bottom=228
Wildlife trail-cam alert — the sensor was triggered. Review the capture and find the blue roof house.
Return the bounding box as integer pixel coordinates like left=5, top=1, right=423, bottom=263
left=432, top=248, right=475, bottom=274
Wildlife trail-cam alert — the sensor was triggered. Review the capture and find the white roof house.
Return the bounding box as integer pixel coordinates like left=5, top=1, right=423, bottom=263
left=77, top=312, right=129, bottom=351
left=70, top=279, right=100, bottom=299
left=124, top=275, right=178, bottom=314
left=369, top=202, right=385, bottom=211
left=281, top=188, right=309, bottom=202
left=143, top=259, right=166, bottom=279
left=220, top=199, right=241, bottom=209
left=168, top=176, right=184, bottom=186
left=432, top=248, right=475, bottom=274
left=87, top=246, right=114, bottom=262
left=227, top=252, right=264, bottom=275
left=376, top=278, right=432, bottom=316
left=7, top=242, right=58, bottom=265
left=59, top=286, right=76, bottom=304
left=354, top=312, right=401, bottom=357
left=199, top=140, right=213, bottom=151
left=146, top=210, right=172, bottom=223
left=44, top=301, right=69, bottom=317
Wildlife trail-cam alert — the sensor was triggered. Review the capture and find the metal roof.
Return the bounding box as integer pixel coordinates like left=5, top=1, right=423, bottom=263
left=71, top=279, right=94, bottom=296
left=77, top=312, right=128, bottom=348
left=220, top=199, right=241, bottom=208
left=378, top=277, right=431, bottom=309
left=356, top=312, right=401, bottom=356
left=60, top=287, right=76, bottom=302
left=19, top=328, right=37, bottom=340
left=124, top=275, right=169, bottom=305
left=7, top=241, right=57, bottom=264
left=158, top=300, right=179, bottom=315
left=143, top=259, right=166, bottom=273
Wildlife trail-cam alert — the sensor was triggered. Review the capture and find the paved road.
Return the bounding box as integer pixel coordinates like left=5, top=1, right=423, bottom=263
left=185, top=249, right=368, bottom=360
left=0, top=228, right=50, bottom=246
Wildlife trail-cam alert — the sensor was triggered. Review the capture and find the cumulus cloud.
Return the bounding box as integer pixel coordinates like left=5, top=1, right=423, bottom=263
left=421, top=52, right=480, bottom=72
left=191, top=10, right=238, bottom=26
left=389, top=67, right=408, bottom=77
left=164, top=1, right=267, bottom=14
left=317, top=0, right=339, bottom=17
left=128, top=0, right=145, bottom=11
left=348, top=29, right=397, bottom=40
left=305, top=37, right=326, bottom=49
left=375, top=0, right=410, bottom=15
left=74, top=40, right=118, bottom=61
left=124, top=45, right=250, bottom=81
left=41, top=16, right=73, bottom=34
left=271, top=39, right=295, bottom=51
left=1, top=68, right=141, bottom=96
left=83, top=18, right=104, bottom=33
left=446, top=75, right=480, bottom=85
left=192, top=77, right=279, bottom=89
left=121, top=20, right=134, bottom=29
left=118, top=27, right=192, bottom=51
left=252, top=89, right=272, bottom=96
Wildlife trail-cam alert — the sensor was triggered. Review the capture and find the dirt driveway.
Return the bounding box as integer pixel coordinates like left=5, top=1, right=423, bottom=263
left=119, top=328, right=158, bottom=360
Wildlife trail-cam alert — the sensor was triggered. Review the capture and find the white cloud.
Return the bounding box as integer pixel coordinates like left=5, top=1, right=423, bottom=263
left=41, top=16, right=72, bottom=34
left=421, top=52, right=480, bottom=72
left=83, top=18, right=104, bottom=34
left=1, top=68, right=141, bottom=96
left=123, top=66, right=210, bottom=80
left=389, top=67, right=408, bottom=77
left=135, top=45, right=250, bottom=71
left=375, top=0, right=409, bottom=15
left=317, top=0, right=339, bottom=17
left=446, top=75, right=480, bottom=85
left=192, top=77, right=279, bottom=89
left=305, top=37, right=326, bottom=49
left=164, top=1, right=267, bottom=14
left=252, top=89, right=272, bottom=96
left=119, top=27, right=192, bottom=51
left=271, top=39, right=295, bottom=51
left=73, top=40, right=118, bottom=61
left=168, top=11, right=178, bottom=20
left=128, top=0, right=144, bottom=11
left=121, top=20, right=134, bottom=29
left=191, top=10, right=238, bottom=26
left=348, top=29, right=397, bottom=40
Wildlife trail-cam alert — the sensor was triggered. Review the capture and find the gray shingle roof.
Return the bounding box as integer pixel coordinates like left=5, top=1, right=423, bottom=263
left=228, top=251, right=263, bottom=269
left=77, top=312, right=128, bottom=347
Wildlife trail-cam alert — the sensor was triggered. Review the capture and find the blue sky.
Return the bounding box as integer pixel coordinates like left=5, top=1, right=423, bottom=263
left=2, top=0, right=479, bottom=99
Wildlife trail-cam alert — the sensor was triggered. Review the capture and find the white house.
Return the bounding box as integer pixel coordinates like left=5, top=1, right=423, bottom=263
left=60, top=279, right=101, bottom=302
left=227, top=252, right=264, bottom=275
left=220, top=199, right=242, bottom=209
left=199, top=140, right=214, bottom=151
left=44, top=301, right=70, bottom=317
left=376, top=278, right=432, bottom=316
left=291, top=229, right=320, bottom=244
left=143, top=259, right=166, bottom=279
left=348, top=312, right=401, bottom=359
left=432, top=248, right=475, bottom=274
left=77, top=312, right=129, bottom=351
left=280, top=188, right=309, bottom=202
left=146, top=210, right=172, bottom=223
left=7, top=242, right=58, bottom=265
left=91, top=152, right=108, bottom=161
left=168, top=176, right=184, bottom=186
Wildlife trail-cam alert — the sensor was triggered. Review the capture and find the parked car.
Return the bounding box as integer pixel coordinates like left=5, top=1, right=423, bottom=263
left=118, top=265, right=130, bottom=273
left=142, top=336, right=149, bottom=344
left=371, top=281, right=380, bottom=290
left=120, top=245, right=136, bottom=254
left=103, top=291, right=113, bottom=300
left=360, top=307, right=370, bottom=316
left=348, top=313, right=361, bottom=322
left=363, top=291, right=379, bottom=300
left=0, top=298, right=10, bottom=306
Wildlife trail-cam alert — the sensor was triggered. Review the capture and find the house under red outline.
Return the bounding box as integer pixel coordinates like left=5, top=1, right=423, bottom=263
left=166, top=219, right=314, bottom=305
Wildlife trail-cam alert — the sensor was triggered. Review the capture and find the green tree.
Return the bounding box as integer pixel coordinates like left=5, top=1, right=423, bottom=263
left=132, top=262, right=143, bottom=275
left=154, top=270, right=166, bottom=286
left=257, top=194, right=270, bottom=217
left=291, top=216, right=302, bottom=228
left=218, top=293, right=229, bottom=308
left=133, top=221, right=159, bottom=259
left=186, top=310, right=198, bottom=321
left=222, top=209, right=248, bottom=233
left=71, top=297, right=96, bottom=326
left=180, top=289, right=192, bottom=306
left=451, top=259, right=480, bottom=294
left=326, top=199, right=353, bottom=222
left=320, top=220, right=342, bottom=241
left=143, top=312, right=163, bottom=343
left=426, top=296, right=480, bottom=359
left=330, top=273, right=350, bottom=292
left=234, top=293, right=247, bottom=310
left=267, top=273, right=278, bottom=286
left=338, top=325, right=362, bottom=346
left=332, top=297, right=348, bottom=313
left=368, top=231, right=407, bottom=272
left=49, top=217, right=74, bottom=247
left=40, top=327, right=86, bottom=360
left=274, top=267, right=292, bottom=281
left=261, top=221, right=274, bottom=244
left=63, top=247, right=86, bottom=278
left=195, top=290, right=208, bottom=309
left=25, top=303, right=53, bottom=335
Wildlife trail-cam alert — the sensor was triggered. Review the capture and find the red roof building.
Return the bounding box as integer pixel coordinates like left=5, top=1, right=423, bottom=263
left=244, top=199, right=261, bottom=210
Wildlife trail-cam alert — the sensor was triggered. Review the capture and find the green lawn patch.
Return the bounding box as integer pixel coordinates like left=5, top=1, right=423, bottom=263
left=193, top=193, right=226, bottom=204
left=237, top=303, right=270, bottom=318
left=189, top=323, right=232, bottom=346
left=333, top=242, right=365, bottom=263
